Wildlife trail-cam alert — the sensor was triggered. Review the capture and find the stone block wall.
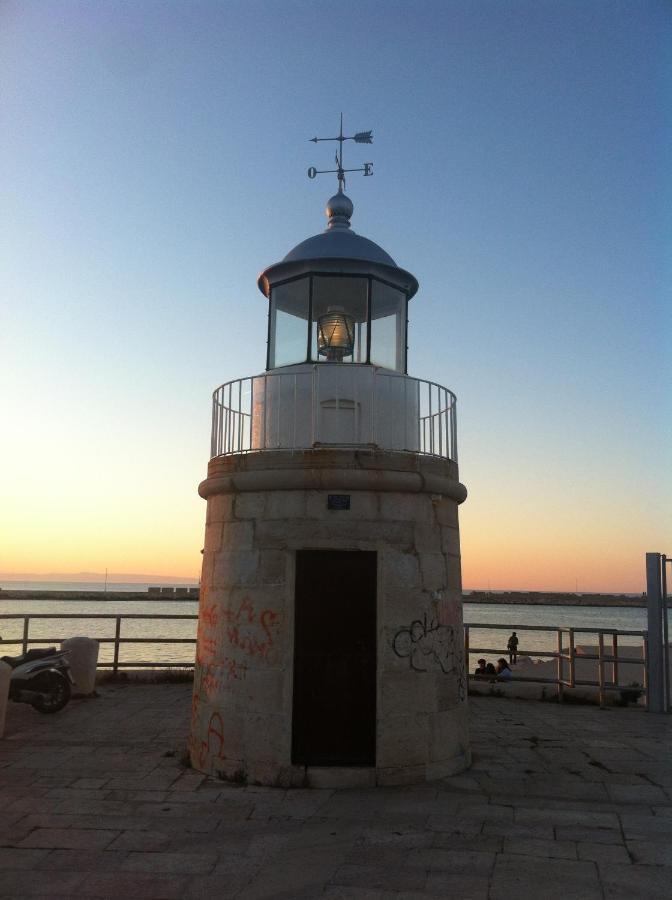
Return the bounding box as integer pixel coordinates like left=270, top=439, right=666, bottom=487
left=189, top=449, right=470, bottom=786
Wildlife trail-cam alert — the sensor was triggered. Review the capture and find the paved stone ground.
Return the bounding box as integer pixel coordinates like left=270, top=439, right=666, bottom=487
left=0, top=683, right=670, bottom=899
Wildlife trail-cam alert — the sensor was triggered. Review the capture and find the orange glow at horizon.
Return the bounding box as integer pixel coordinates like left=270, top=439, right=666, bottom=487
left=0, top=394, right=665, bottom=591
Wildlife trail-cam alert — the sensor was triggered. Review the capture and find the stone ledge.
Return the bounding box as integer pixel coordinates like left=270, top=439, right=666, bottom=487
left=200, top=449, right=466, bottom=503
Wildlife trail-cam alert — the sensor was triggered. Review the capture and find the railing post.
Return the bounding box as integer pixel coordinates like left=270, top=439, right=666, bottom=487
left=643, top=636, right=649, bottom=710
left=428, top=384, right=434, bottom=454
left=569, top=629, right=575, bottom=687
left=237, top=379, right=243, bottom=452
left=249, top=377, right=255, bottom=450
left=612, top=633, right=618, bottom=686
left=557, top=629, right=564, bottom=702
left=262, top=375, right=268, bottom=449
left=403, top=376, right=408, bottom=450
left=598, top=631, right=605, bottom=708
left=112, top=616, right=121, bottom=675
left=646, top=552, right=666, bottom=713
left=22, top=616, right=29, bottom=654
left=354, top=370, right=360, bottom=443
left=211, top=392, right=216, bottom=457
left=311, top=367, right=317, bottom=445
left=371, top=367, right=376, bottom=445
left=417, top=379, right=422, bottom=452
left=464, top=625, right=470, bottom=674
left=438, top=386, right=443, bottom=458
left=663, top=555, right=670, bottom=712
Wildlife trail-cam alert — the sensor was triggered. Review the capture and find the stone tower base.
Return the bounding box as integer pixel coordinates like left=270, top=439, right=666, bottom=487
left=189, top=449, right=470, bottom=787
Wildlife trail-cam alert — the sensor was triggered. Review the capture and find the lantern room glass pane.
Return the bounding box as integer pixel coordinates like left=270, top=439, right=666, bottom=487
left=370, top=281, right=406, bottom=372
left=311, top=276, right=368, bottom=364
left=268, top=278, right=310, bottom=369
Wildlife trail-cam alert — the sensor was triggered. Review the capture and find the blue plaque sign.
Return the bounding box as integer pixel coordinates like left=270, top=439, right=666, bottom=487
left=327, top=494, right=351, bottom=511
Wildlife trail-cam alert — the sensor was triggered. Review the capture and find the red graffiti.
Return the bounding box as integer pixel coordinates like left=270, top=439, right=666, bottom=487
left=192, top=711, right=225, bottom=770
left=199, top=658, right=248, bottom=700
left=222, top=656, right=248, bottom=680
left=190, top=689, right=201, bottom=733
left=200, top=636, right=217, bottom=659
left=202, top=671, right=220, bottom=697
left=219, top=597, right=280, bottom=661
left=202, top=603, right=218, bottom=628
left=207, top=712, right=225, bottom=757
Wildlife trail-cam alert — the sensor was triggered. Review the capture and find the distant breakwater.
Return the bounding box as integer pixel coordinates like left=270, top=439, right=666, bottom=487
left=464, top=591, right=659, bottom=607
left=0, top=588, right=665, bottom=607
left=0, top=589, right=197, bottom=601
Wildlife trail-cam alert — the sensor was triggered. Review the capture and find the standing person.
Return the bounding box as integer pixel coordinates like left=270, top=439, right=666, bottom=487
left=507, top=631, right=519, bottom=664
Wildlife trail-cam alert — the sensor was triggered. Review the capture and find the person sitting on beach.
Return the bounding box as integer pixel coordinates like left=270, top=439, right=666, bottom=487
left=485, top=662, right=497, bottom=680
left=474, top=658, right=488, bottom=677
left=496, top=658, right=513, bottom=681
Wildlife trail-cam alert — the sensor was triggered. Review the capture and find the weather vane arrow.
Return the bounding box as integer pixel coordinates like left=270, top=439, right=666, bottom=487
left=307, top=114, right=374, bottom=191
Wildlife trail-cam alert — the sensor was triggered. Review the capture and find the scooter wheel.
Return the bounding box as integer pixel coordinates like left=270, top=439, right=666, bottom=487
left=31, top=672, right=71, bottom=713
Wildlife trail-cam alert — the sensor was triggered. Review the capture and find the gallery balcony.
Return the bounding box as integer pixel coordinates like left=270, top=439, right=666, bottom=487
left=210, top=365, right=458, bottom=462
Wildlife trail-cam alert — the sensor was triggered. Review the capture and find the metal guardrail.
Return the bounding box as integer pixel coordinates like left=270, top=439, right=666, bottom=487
left=1, top=614, right=650, bottom=707
left=465, top=622, right=649, bottom=708
left=211, top=368, right=458, bottom=461
left=0, top=613, right=197, bottom=674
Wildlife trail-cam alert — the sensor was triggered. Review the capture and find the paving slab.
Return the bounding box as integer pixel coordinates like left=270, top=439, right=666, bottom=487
left=489, top=855, right=603, bottom=899
left=17, top=827, right=120, bottom=850
left=600, top=863, right=672, bottom=899
left=0, top=683, right=670, bottom=898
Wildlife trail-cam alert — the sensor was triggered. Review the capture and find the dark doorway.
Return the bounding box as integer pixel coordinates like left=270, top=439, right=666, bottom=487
left=292, top=549, right=377, bottom=766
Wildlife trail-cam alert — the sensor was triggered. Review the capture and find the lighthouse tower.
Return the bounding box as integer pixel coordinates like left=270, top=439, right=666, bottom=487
left=189, top=123, right=470, bottom=787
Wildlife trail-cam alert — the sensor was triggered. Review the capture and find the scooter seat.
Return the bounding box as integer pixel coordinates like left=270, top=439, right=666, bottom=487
left=1, top=648, right=58, bottom=669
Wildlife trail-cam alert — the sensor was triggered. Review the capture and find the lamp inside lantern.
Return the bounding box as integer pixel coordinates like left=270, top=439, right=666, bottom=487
left=317, top=307, right=355, bottom=362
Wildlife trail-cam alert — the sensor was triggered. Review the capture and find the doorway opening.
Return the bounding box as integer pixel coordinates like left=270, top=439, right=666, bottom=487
left=292, top=549, right=377, bottom=766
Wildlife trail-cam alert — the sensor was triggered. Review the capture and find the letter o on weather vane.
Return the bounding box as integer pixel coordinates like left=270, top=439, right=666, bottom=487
left=306, top=115, right=374, bottom=190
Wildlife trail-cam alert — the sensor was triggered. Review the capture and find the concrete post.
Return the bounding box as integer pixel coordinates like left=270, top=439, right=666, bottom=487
left=61, top=637, right=99, bottom=696
left=646, top=553, right=665, bottom=713
left=0, top=660, right=11, bottom=738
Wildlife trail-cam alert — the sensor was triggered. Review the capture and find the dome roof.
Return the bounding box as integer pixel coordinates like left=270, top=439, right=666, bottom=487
left=258, top=189, right=418, bottom=300
left=283, top=229, right=397, bottom=266
left=282, top=189, right=397, bottom=267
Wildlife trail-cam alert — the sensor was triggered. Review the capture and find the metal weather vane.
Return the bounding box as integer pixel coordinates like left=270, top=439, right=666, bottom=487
left=307, top=113, right=373, bottom=191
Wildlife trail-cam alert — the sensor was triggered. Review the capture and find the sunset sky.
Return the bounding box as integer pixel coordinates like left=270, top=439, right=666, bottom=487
left=1, top=1, right=669, bottom=591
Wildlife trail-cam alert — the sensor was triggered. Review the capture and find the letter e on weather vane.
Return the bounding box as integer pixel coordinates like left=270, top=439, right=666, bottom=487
left=307, top=113, right=373, bottom=191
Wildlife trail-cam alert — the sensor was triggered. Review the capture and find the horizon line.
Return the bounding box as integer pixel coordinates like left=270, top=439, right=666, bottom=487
left=0, top=573, right=641, bottom=596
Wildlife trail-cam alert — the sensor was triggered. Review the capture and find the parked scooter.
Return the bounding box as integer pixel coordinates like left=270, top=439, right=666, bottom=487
left=0, top=641, right=74, bottom=713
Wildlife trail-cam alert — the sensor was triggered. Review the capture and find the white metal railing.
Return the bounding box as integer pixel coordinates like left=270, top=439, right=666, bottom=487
left=211, top=368, right=458, bottom=461
left=0, top=612, right=197, bottom=673
left=465, top=623, right=649, bottom=708
left=1, top=614, right=650, bottom=708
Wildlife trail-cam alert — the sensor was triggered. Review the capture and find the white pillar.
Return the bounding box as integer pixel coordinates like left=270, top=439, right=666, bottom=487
left=61, top=637, right=99, bottom=696
left=0, top=660, right=11, bottom=738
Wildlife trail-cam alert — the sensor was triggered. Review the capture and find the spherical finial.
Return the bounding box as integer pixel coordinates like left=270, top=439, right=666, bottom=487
left=325, top=189, right=354, bottom=230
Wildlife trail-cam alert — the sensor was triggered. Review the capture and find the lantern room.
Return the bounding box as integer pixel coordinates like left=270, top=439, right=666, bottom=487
left=259, top=190, right=418, bottom=373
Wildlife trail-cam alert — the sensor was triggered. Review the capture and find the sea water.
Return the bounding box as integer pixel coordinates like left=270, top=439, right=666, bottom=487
left=0, top=581, right=665, bottom=668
